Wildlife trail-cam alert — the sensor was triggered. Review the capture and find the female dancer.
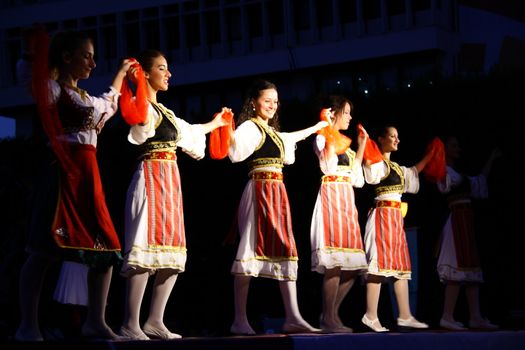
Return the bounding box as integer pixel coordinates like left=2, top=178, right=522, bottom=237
left=228, top=79, right=327, bottom=335
left=15, top=29, right=133, bottom=341
left=310, top=95, right=368, bottom=333
left=437, top=135, right=499, bottom=330
left=361, top=125, right=433, bottom=332
left=118, top=49, right=230, bottom=340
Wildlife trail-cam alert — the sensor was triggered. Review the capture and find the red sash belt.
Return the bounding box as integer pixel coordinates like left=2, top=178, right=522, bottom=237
left=143, top=151, right=177, bottom=161
left=322, top=175, right=350, bottom=183
left=376, top=200, right=401, bottom=209
left=251, top=171, right=283, bottom=181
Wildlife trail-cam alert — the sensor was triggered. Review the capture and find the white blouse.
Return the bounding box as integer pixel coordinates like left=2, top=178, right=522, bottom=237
left=437, top=166, right=488, bottom=199
left=127, top=101, right=207, bottom=160
left=50, top=80, right=120, bottom=147
left=364, top=160, right=420, bottom=201
left=314, top=134, right=364, bottom=187
left=229, top=119, right=311, bottom=166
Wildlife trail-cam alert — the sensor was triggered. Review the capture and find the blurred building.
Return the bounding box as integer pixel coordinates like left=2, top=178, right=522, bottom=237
left=0, top=0, right=524, bottom=137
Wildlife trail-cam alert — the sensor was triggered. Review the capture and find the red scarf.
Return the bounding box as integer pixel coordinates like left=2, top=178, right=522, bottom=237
left=31, top=26, right=77, bottom=174
left=209, top=110, right=235, bottom=159
left=358, top=123, right=384, bottom=164
left=422, top=137, right=446, bottom=183
left=120, top=58, right=148, bottom=125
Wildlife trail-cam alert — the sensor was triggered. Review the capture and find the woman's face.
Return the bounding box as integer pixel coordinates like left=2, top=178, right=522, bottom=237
left=145, top=55, right=171, bottom=92
left=378, top=127, right=399, bottom=152
left=254, top=88, right=278, bottom=121
left=333, top=102, right=352, bottom=131
left=445, top=136, right=461, bottom=160
left=67, top=39, right=96, bottom=80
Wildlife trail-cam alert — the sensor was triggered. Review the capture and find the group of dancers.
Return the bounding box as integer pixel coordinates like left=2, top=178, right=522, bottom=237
left=13, top=27, right=499, bottom=342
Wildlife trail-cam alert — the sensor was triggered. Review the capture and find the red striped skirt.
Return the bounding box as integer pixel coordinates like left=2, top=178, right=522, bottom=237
left=143, top=154, right=185, bottom=248
left=373, top=205, right=411, bottom=272
left=253, top=172, right=297, bottom=259
left=450, top=201, right=480, bottom=268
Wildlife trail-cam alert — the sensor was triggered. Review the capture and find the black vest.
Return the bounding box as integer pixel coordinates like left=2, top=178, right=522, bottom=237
left=246, top=118, right=284, bottom=171
left=371, top=159, right=405, bottom=197
left=57, top=85, right=95, bottom=133
left=139, top=101, right=181, bottom=155
left=336, top=148, right=356, bottom=172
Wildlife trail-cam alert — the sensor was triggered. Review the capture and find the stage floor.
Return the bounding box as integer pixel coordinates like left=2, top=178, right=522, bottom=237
left=2, top=329, right=525, bottom=350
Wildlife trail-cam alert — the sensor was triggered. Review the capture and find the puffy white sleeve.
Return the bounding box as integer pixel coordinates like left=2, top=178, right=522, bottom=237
left=437, top=166, right=455, bottom=194
left=351, top=159, right=365, bottom=188
left=437, top=166, right=464, bottom=194
left=89, top=86, right=120, bottom=122
left=468, top=174, right=488, bottom=199
left=128, top=103, right=158, bottom=145
left=49, top=80, right=61, bottom=102
left=314, top=134, right=338, bottom=174
left=437, top=166, right=488, bottom=199
left=364, top=161, right=387, bottom=185
left=277, top=131, right=302, bottom=165
left=402, top=165, right=420, bottom=194
left=175, top=117, right=207, bottom=160
left=228, top=120, right=263, bottom=163
left=128, top=104, right=207, bottom=159
left=50, top=82, right=119, bottom=126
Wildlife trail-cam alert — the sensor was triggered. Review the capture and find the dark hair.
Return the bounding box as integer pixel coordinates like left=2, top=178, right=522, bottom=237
left=321, top=95, right=353, bottom=121
left=369, top=124, right=398, bottom=154
left=48, top=30, right=93, bottom=72
left=135, top=49, right=166, bottom=73
left=372, top=124, right=397, bottom=141
left=237, top=79, right=280, bottom=130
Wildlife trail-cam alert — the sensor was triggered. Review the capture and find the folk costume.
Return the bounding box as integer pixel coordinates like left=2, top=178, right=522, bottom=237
left=363, top=159, right=420, bottom=279
left=310, top=134, right=368, bottom=274
left=228, top=118, right=311, bottom=281
left=121, top=101, right=207, bottom=276
left=29, top=80, right=122, bottom=267
left=436, top=166, right=487, bottom=283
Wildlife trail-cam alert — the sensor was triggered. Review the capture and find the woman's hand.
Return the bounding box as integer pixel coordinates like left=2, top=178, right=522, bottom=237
left=357, top=124, right=369, bottom=147
left=124, top=58, right=142, bottom=84
left=203, top=107, right=234, bottom=134
left=320, top=108, right=333, bottom=125
left=112, top=58, right=137, bottom=91
left=118, top=58, right=136, bottom=77
left=214, top=107, right=234, bottom=128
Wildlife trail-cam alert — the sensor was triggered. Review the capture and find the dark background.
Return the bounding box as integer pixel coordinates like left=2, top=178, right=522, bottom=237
left=1, top=67, right=523, bottom=338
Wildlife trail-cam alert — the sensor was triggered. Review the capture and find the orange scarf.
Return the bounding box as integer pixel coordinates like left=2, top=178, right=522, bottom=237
left=317, top=108, right=351, bottom=155
left=358, top=123, right=384, bottom=165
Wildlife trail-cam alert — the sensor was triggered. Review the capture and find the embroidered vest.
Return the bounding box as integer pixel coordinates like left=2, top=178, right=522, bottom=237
left=57, top=85, right=96, bottom=134
left=246, top=118, right=284, bottom=171
left=139, top=101, right=181, bottom=155
left=371, top=159, right=405, bottom=197
left=336, top=148, right=356, bottom=172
